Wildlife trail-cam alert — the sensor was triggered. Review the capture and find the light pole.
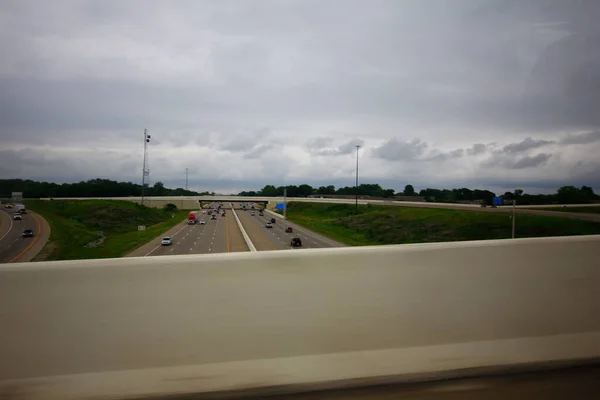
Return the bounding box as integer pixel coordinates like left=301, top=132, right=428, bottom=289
left=355, top=144, right=360, bottom=214
left=185, top=168, right=188, bottom=191
left=141, top=129, right=151, bottom=206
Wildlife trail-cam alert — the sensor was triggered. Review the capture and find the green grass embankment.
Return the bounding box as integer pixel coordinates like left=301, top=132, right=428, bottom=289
left=24, top=200, right=188, bottom=260
left=286, top=202, right=600, bottom=246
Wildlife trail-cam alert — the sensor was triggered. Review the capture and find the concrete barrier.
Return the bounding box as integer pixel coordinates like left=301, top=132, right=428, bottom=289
left=1, top=235, right=599, bottom=399
left=230, top=203, right=256, bottom=252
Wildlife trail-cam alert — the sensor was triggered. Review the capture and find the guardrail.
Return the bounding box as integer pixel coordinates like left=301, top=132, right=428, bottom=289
left=1, top=235, right=599, bottom=399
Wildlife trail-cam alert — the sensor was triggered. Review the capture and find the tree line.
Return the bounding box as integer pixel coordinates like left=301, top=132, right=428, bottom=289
left=240, top=183, right=600, bottom=205
left=1, top=178, right=598, bottom=205
left=0, top=179, right=209, bottom=198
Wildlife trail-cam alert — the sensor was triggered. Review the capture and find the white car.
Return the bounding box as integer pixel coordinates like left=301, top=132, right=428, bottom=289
left=265, top=222, right=273, bottom=228
left=161, top=237, right=172, bottom=246
left=199, top=220, right=206, bottom=225
left=13, top=213, right=22, bottom=220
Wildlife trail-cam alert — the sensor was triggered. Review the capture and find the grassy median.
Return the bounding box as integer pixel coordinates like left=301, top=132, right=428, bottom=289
left=286, top=202, right=600, bottom=246
left=24, top=200, right=188, bottom=261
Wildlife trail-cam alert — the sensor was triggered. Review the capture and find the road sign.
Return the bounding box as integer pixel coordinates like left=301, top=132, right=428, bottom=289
left=275, top=203, right=286, bottom=210
left=11, top=192, right=23, bottom=202
left=493, top=197, right=503, bottom=206
left=138, top=225, right=146, bottom=231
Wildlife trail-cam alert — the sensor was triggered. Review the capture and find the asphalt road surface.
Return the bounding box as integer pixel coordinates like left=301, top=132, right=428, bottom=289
left=0, top=207, right=44, bottom=263
left=235, top=203, right=344, bottom=251
left=145, top=203, right=248, bottom=256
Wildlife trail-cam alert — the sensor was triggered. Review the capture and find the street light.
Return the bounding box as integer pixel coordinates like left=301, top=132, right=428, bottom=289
left=355, top=144, right=361, bottom=214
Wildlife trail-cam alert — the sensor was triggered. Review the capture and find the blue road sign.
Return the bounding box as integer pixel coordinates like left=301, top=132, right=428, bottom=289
left=493, top=197, right=503, bottom=206
left=275, top=203, right=286, bottom=210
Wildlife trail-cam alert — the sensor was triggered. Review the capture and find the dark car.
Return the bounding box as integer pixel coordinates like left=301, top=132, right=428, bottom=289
left=22, top=229, right=34, bottom=238
left=290, top=237, right=302, bottom=247
left=270, top=218, right=276, bottom=223
left=285, top=226, right=293, bottom=233
left=211, top=214, right=217, bottom=220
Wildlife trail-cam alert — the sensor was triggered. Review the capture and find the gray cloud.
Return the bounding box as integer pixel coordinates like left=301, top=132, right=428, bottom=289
left=466, top=143, right=488, bottom=156
left=308, top=138, right=364, bottom=156
left=483, top=152, right=553, bottom=170
left=560, top=130, right=600, bottom=145
left=499, top=137, right=555, bottom=154
left=372, top=138, right=427, bottom=161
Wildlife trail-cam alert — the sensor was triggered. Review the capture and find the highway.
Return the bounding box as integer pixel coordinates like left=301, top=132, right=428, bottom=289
left=235, top=203, right=344, bottom=251
left=138, top=203, right=248, bottom=257
left=0, top=207, right=47, bottom=263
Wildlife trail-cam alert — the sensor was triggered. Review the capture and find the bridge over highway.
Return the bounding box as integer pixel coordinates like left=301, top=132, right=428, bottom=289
left=1, top=235, right=598, bottom=399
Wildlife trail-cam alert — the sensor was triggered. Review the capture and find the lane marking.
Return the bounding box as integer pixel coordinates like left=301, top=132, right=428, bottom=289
left=8, top=212, right=42, bottom=263
left=0, top=209, right=15, bottom=243
left=144, top=223, right=188, bottom=257
left=189, top=248, right=193, bottom=252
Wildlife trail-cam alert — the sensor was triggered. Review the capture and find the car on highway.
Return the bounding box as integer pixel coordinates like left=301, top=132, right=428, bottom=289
left=13, top=213, right=22, bottom=220
left=22, top=229, right=34, bottom=238
left=5, top=204, right=13, bottom=208
left=285, top=226, right=293, bottom=233
left=251, top=211, right=255, bottom=216
left=221, top=212, right=226, bottom=216
left=259, top=211, right=264, bottom=216
left=265, top=222, right=273, bottom=228
left=161, top=237, right=172, bottom=246
left=211, top=215, right=217, bottom=220
left=199, top=220, right=206, bottom=225
left=187, top=220, right=195, bottom=225
left=290, top=237, right=302, bottom=247
left=270, top=218, right=276, bottom=223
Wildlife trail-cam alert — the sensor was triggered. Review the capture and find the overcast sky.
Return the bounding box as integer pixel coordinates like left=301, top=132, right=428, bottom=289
left=1, top=0, right=599, bottom=194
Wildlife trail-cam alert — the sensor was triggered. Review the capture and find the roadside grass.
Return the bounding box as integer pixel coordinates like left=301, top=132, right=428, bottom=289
left=24, top=200, right=188, bottom=260
left=526, top=206, right=600, bottom=214
left=286, top=202, right=600, bottom=246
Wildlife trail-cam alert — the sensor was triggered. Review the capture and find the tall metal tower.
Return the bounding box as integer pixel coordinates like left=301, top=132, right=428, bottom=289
left=141, top=129, right=151, bottom=206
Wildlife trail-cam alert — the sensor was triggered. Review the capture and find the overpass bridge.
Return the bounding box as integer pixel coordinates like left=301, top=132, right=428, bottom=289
left=1, top=235, right=598, bottom=399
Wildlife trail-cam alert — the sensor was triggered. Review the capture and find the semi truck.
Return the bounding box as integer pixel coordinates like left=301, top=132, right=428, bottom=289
left=16, top=204, right=26, bottom=214
left=187, top=211, right=200, bottom=224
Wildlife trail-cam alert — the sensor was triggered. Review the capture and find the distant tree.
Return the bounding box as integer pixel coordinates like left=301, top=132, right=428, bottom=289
left=153, top=181, right=167, bottom=196
left=259, top=185, right=279, bottom=196
left=403, top=184, right=416, bottom=196
left=514, top=189, right=524, bottom=198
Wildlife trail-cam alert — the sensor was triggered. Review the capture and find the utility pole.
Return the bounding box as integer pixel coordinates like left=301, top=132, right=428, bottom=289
left=512, top=199, right=516, bottom=238
left=355, top=144, right=361, bottom=214
left=185, top=168, right=188, bottom=191
left=141, top=129, right=151, bottom=206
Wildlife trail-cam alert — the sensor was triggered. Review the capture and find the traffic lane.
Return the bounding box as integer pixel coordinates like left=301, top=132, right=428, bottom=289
left=257, top=365, right=600, bottom=400
left=0, top=210, right=41, bottom=263
left=250, top=212, right=315, bottom=249
left=153, top=223, right=210, bottom=256
left=0, top=208, right=12, bottom=242
left=255, top=212, right=342, bottom=249
left=235, top=208, right=284, bottom=251
left=191, top=215, right=228, bottom=254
